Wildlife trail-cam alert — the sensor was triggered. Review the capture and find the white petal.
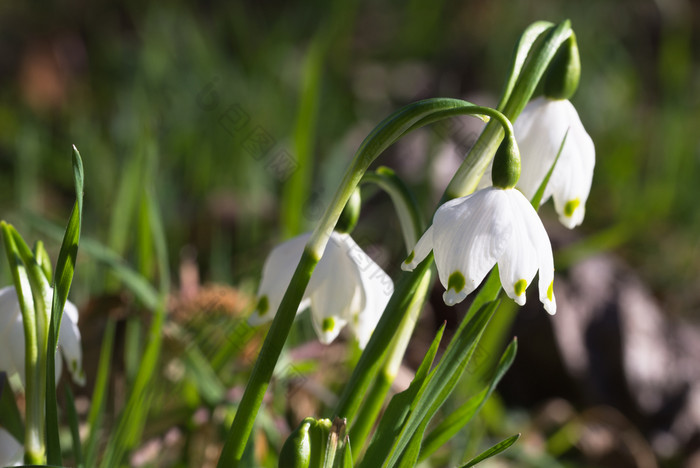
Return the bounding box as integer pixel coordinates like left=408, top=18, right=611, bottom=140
left=0, top=427, right=23, bottom=467
left=402, top=225, right=434, bottom=271
left=432, top=188, right=512, bottom=306
left=0, top=287, right=23, bottom=381
left=514, top=98, right=595, bottom=228
left=306, top=233, right=358, bottom=344
left=348, top=241, right=394, bottom=349
left=497, top=190, right=541, bottom=305
left=58, top=300, right=85, bottom=385
left=7, top=321, right=25, bottom=386
left=511, top=190, right=556, bottom=314
left=0, top=286, right=20, bottom=334
left=548, top=109, right=595, bottom=229
left=249, top=233, right=311, bottom=327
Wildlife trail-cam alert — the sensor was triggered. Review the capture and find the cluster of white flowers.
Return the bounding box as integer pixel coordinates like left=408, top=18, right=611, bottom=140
left=254, top=95, right=593, bottom=342
left=403, top=96, right=594, bottom=314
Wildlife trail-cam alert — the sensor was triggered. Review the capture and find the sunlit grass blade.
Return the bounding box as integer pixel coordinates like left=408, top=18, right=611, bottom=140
left=99, top=189, right=169, bottom=467
left=333, top=257, right=433, bottom=424
left=46, top=146, right=84, bottom=466
left=33, top=241, right=52, bottom=283
left=84, top=319, right=115, bottom=467
left=459, top=433, right=520, bottom=468
left=364, top=301, right=498, bottom=468
left=0, top=372, right=24, bottom=443
left=419, top=338, right=518, bottom=461
left=281, top=37, right=323, bottom=237
left=64, top=384, right=83, bottom=468
left=361, top=323, right=445, bottom=465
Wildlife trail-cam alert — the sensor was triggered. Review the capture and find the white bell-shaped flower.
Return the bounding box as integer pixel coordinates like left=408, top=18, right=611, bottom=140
left=0, top=427, right=22, bottom=467
left=513, top=96, right=595, bottom=228
left=402, top=187, right=556, bottom=314
left=0, top=285, right=85, bottom=387
left=250, top=232, right=394, bottom=348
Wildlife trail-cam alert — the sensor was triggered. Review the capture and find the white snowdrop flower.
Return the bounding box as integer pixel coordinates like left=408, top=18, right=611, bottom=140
left=0, top=427, right=22, bottom=467
left=514, top=96, right=595, bottom=228
left=250, top=232, right=394, bottom=348
left=402, top=187, right=556, bottom=314
left=0, top=285, right=85, bottom=387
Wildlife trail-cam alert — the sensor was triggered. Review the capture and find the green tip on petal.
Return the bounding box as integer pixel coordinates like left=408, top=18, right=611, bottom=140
left=564, top=198, right=580, bottom=217
left=447, top=271, right=466, bottom=294
left=322, top=317, right=336, bottom=332
left=514, top=279, right=527, bottom=296
left=547, top=281, right=554, bottom=301
left=404, top=250, right=415, bottom=265
left=256, top=295, right=269, bottom=316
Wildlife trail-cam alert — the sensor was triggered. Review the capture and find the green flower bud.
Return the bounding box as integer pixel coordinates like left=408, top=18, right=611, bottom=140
left=544, top=32, right=581, bottom=100
left=491, top=134, right=521, bottom=189
left=279, top=418, right=313, bottom=468
left=336, top=188, right=361, bottom=234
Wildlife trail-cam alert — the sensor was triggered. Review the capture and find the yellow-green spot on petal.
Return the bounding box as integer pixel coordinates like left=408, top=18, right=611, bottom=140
left=514, top=279, right=527, bottom=296
left=564, top=198, right=580, bottom=217
left=71, top=359, right=78, bottom=372
left=405, top=250, right=415, bottom=265
left=448, top=271, right=466, bottom=293
left=256, top=295, right=269, bottom=317
left=547, top=281, right=554, bottom=301
left=322, top=317, right=335, bottom=332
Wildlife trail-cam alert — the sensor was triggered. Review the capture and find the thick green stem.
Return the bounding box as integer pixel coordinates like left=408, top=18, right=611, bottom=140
left=1, top=223, right=45, bottom=463
left=348, top=267, right=432, bottom=456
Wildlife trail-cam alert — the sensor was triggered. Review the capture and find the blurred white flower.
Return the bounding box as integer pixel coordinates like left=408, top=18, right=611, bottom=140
left=0, top=427, right=22, bottom=467
left=0, top=285, right=85, bottom=387
left=513, top=96, right=595, bottom=228
left=402, top=187, right=556, bottom=314
left=250, top=232, right=393, bottom=348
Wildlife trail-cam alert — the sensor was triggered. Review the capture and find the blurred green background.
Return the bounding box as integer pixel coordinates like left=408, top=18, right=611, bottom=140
left=0, top=0, right=699, bottom=466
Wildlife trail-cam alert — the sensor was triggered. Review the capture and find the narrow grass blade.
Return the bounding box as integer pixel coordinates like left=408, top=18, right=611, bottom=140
left=459, top=433, right=520, bottom=468
left=419, top=338, right=518, bottom=460
left=46, top=146, right=84, bottom=465
left=364, top=301, right=498, bottom=468
left=361, top=323, right=445, bottom=465
left=84, top=319, right=116, bottom=468
left=64, top=384, right=83, bottom=468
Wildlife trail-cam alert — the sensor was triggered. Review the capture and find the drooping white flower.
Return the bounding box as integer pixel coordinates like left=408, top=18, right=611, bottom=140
left=0, top=285, right=85, bottom=387
left=513, top=96, right=595, bottom=228
left=0, top=427, right=22, bottom=467
left=250, top=232, right=394, bottom=348
left=402, top=187, right=556, bottom=314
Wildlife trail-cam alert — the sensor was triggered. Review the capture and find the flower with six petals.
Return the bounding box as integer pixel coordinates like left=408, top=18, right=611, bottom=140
left=513, top=96, right=595, bottom=228
left=250, top=232, right=394, bottom=348
left=402, top=187, right=556, bottom=314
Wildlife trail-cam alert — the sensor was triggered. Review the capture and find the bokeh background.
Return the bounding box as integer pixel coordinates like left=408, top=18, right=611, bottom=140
left=1, top=1, right=699, bottom=467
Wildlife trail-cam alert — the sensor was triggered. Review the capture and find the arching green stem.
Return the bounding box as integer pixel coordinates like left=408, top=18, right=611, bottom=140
left=445, top=20, right=573, bottom=199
